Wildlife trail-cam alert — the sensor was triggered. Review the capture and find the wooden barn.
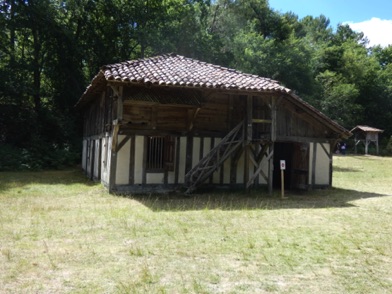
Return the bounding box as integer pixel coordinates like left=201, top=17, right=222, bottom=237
left=75, top=54, right=351, bottom=194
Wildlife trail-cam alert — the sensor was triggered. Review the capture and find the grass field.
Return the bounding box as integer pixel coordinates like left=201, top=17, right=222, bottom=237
left=0, top=155, right=391, bottom=293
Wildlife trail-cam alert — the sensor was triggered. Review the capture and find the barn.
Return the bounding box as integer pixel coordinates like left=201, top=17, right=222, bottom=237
left=75, top=54, right=351, bottom=194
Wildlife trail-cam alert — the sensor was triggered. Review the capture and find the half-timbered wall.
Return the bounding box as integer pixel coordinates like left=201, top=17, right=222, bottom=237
left=81, top=83, right=339, bottom=193
left=112, top=134, right=269, bottom=191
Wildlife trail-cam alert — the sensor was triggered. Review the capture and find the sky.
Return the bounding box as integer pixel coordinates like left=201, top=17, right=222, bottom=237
left=268, top=0, right=392, bottom=47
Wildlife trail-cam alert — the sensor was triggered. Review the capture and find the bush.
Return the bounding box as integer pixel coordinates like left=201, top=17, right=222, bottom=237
left=385, top=136, right=392, bottom=156
left=0, top=143, right=80, bottom=171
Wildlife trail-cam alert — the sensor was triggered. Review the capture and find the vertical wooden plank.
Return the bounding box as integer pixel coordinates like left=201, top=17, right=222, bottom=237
left=185, top=136, right=193, bottom=175
left=151, top=105, right=158, bottom=130
left=268, top=144, right=274, bottom=195
left=209, top=137, right=214, bottom=184
left=244, top=145, right=249, bottom=189
left=271, top=97, right=277, bottom=142
left=247, top=95, right=253, bottom=143
left=117, top=86, right=123, bottom=122
left=142, top=136, right=147, bottom=185
left=129, top=135, right=135, bottom=185
left=164, top=168, right=168, bottom=185
left=174, top=136, right=180, bottom=185
left=228, top=94, right=233, bottom=130
left=220, top=154, right=224, bottom=185
left=253, top=143, right=259, bottom=186
left=311, top=142, right=317, bottom=188
left=109, top=125, right=119, bottom=193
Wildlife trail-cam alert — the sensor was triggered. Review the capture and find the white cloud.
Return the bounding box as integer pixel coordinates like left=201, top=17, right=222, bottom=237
left=347, top=17, right=392, bottom=47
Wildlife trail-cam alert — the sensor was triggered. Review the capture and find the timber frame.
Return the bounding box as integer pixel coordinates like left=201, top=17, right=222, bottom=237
left=77, top=54, right=351, bottom=194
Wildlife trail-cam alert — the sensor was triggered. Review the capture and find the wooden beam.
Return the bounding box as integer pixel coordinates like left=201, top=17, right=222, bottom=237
left=110, top=85, right=123, bottom=122
left=142, top=136, right=147, bottom=185
left=109, top=124, right=120, bottom=193
left=247, top=95, right=253, bottom=143
left=271, top=97, right=277, bottom=142
left=311, top=143, right=317, bottom=189
left=174, top=136, right=180, bottom=185
left=116, top=135, right=130, bottom=153
left=244, top=145, right=249, bottom=189
left=252, top=119, right=272, bottom=124
left=276, top=135, right=332, bottom=144
left=230, top=147, right=243, bottom=184
left=319, top=142, right=331, bottom=158
left=268, top=144, right=274, bottom=195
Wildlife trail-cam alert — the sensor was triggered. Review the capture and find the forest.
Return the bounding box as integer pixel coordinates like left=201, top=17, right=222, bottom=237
left=1, top=0, right=392, bottom=170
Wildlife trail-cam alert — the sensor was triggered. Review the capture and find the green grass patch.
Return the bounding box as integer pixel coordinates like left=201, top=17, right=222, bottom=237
left=1, top=156, right=391, bottom=293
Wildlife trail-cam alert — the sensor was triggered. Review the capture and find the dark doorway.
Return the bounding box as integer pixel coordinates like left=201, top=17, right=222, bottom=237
left=273, top=142, right=293, bottom=189
left=273, top=142, right=309, bottom=190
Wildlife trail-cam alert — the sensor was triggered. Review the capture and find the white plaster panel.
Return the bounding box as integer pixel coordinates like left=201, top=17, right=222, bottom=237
left=203, top=138, right=211, bottom=156
left=115, top=135, right=131, bottom=185
left=192, top=137, right=201, bottom=168
left=315, top=143, right=330, bottom=185
left=134, top=136, right=144, bottom=184
left=146, top=173, right=164, bottom=184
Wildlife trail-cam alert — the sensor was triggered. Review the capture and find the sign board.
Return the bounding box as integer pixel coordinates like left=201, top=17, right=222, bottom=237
left=280, top=160, right=286, bottom=170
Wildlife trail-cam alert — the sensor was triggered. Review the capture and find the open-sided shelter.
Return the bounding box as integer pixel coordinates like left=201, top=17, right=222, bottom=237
left=351, top=125, right=383, bottom=155
left=76, top=54, right=351, bottom=194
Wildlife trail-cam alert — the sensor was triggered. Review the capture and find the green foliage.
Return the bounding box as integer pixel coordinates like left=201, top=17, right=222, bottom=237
left=1, top=0, right=392, bottom=170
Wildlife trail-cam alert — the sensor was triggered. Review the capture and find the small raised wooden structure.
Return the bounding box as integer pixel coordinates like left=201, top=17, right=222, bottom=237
left=351, top=125, right=384, bottom=155
left=76, top=54, right=351, bottom=194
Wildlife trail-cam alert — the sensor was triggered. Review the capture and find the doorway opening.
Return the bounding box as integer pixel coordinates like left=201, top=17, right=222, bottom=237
left=273, top=142, right=309, bottom=190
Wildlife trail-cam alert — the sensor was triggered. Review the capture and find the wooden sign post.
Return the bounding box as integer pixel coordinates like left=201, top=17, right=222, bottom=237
left=280, top=160, right=286, bottom=199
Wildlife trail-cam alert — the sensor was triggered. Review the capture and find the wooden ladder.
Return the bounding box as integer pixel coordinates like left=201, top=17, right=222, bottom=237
left=184, top=120, right=245, bottom=194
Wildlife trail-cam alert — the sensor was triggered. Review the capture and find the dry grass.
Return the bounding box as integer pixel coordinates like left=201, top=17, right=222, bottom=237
left=0, top=157, right=391, bottom=293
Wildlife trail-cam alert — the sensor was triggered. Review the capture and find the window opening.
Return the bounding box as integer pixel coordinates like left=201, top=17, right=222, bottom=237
left=146, top=136, right=175, bottom=171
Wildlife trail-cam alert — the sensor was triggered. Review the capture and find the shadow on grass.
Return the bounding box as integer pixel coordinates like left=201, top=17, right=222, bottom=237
left=127, top=187, right=388, bottom=212
left=0, top=168, right=98, bottom=193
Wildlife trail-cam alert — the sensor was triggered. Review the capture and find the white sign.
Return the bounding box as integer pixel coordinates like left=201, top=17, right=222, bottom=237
left=280, top=160, right=286, bottom=170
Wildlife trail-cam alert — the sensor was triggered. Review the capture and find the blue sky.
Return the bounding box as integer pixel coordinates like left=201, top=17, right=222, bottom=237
left=269, top=0, right=392, bottom=47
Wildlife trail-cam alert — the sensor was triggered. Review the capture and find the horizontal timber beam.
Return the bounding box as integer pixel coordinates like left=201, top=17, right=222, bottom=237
left=276, top=135, right=334, bottom=144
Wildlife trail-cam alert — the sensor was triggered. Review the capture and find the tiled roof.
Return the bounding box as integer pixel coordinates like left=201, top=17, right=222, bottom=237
left=76, top=54, right=351, bottom=138
left=101, top=53, right=291, bottom=93
left=351, top=125, right=384, bottom=133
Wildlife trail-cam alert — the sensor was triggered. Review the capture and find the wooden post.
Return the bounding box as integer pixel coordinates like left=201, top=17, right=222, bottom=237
left=281, top=169, right=285, bottom=198
left=268, top=144, right=274, bottom=195
left=247, top=95, right=253, bottom=143
left=280, top=160, right=286, bottom=199
left=271, top=97, right=277, bottom=142
left=365, top=140, right=369, bottom=155
left=109, top=124, right=120, bottom=193
left=311, top=142, right=317, bottom=189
